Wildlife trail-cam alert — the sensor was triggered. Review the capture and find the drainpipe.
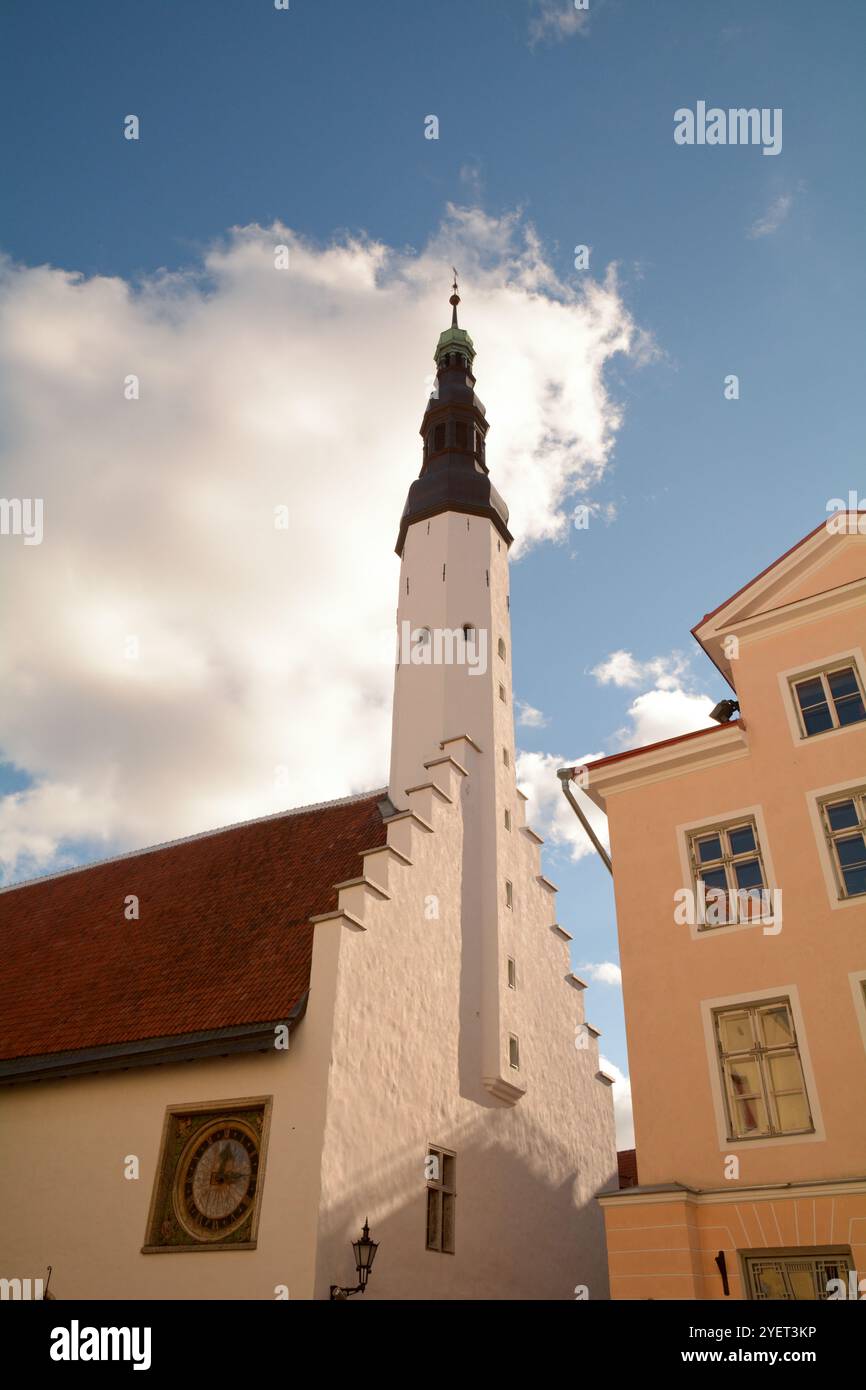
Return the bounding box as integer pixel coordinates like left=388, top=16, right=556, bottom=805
left=557, top=767, right=612, bottom=875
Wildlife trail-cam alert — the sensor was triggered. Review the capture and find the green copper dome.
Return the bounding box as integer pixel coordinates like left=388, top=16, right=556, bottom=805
left=435, top=324, right=475, bottom=364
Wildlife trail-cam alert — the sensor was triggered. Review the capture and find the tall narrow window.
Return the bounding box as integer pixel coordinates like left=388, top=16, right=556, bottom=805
left=425, top=1145, right=456, bottom=1254
left=507, top=957, right=517, bottom=989
left=791, top=663, right=866, bottom=737
left=508, top=1035, right=520, bottom=1069
left=504, top=809, right=511, bottom=831
left=819, top=789, right=866, bottom=898
left=433, top=423, right=446, bottom=452
left=498, top=683, right=506, bottom=703
left=503, top=747, right=510, bottom=768
left=713, top=998, right=813, bottom=1141
left=455, top=421, right=468, bottom=449
left=498, top=638, right=506, bottom=660
left=505, top=880, right=513, bottom=909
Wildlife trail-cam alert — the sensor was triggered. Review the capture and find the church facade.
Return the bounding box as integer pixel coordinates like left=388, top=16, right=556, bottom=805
left=1, top=295, right=617, bottom=1301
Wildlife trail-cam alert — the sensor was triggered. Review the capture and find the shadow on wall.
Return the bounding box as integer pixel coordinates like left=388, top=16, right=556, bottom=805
left=314, top=1115, right=615, bottom=1301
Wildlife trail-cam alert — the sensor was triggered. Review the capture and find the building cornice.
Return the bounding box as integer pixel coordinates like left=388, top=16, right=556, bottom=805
left=598, top=1173, right=866, bottom=1207
left=585, top=721, right=749, bottom=810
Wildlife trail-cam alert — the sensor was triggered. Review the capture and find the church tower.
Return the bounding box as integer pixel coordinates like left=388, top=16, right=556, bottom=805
left=389, top=282, right=526, bottom=1103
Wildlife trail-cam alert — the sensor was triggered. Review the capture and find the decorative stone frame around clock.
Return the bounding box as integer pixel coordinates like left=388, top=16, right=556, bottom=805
left=142, top=1095, right=272, bottom=1254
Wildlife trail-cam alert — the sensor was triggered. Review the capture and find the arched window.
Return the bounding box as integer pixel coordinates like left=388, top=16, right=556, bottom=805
left=434, top=424, right=446, bottom=452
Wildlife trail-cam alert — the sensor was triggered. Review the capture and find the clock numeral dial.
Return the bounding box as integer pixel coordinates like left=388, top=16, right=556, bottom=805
left=172, top=1117, right=261, bottom=1242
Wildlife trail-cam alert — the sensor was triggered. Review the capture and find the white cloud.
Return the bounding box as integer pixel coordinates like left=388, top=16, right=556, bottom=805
left=578, top=961, right=622, bottom=987
left=529, top=0, right=590, bottom=46
left=515, top=699, right=549, bottom=728
left=599, top=1055, right=634, bottom=1149
left=619, top=688, right=715, bottom=748
left=747, top=191, right=793, bottom=239
left=590, top=649, right=716, bottom=748
left=591, top=648, right=690, bottom=690
left=516, top=749, right=609, bottom=862
left=0, top=206, right=642, bottom=882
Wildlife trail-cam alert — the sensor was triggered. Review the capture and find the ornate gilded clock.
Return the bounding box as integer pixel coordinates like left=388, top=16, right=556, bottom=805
left=143, top=1099, right=270, bottom=1252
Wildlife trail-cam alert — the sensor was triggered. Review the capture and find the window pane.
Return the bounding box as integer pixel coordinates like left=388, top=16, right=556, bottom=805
left=426, top=1188, right=441, bottom=1249
left=835, top=693, right=866, bottom=726
left=837, top=833, right=866, bottom=867
left=827, top=666, right=859, bottom=699
left=803, top=703, right=834, bottom=736
left=701, top=868, right=728, bottom=893
left=787, top=1265, right=819, bottom=1300
left=728, top=824, right=757, bottom=855
left=734, top=859, right=764, bottom=890
left=441, top=1153, right=455, bottom=1190
left=441, top=1193, right=455, bottom=1253
left=795, top=677, right=825, bottom=710
left=767, top=1052, right=804, bottom=1093
left=827, top=799, right=858, bottom=830
left=842, top=863, right=866, bottom=896
left=752, top=1262, right=788, bottom=1299
left=717, top=1012, right=752, bottom=1052
left=759, top=1005, right=795, bottom=1047
left=697, top=835, right=723, bottom=863
left=776, top=1091, right=811, bottom=1132
left=728, top=1058, right=762, bottom=1096
left=732, top=1093, right=768, bottom=1137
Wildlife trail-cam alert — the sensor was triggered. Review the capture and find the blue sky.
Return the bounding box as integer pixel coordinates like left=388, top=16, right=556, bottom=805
left=2, top=0, right=864, bottom=1120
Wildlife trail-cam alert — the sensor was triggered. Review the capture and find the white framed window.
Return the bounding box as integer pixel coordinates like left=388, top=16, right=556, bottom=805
left=781, top=653, right=866, bottom=741
left=425, top=1145, right=456, bottom=1254
left=850, top=971, right=866, bottom=1057
left=806, top=777, right=866, bottom=912
left=688, top=816, right=768, bottom=926
left=817, top=787, right=866, bottom=899
left=712, top=998, right=814, bottom=1142
left=508, top=1034, right=520, bottom=1069
left=507, top=956, right=516, bottom=989
left=678, top=805, right=777, bottom=938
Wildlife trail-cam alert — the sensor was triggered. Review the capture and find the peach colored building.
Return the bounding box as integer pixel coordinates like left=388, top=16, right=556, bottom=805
left=0, top=298, right=616, bottom=1301
left=587, top=514, right=866, bottom=1301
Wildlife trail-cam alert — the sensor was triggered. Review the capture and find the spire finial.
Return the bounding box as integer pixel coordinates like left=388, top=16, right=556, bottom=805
left=449, top=267, right=460, bottom=327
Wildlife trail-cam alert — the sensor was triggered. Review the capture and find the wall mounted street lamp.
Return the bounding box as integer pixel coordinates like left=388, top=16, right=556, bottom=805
left=330, top=1220, right=379, bottom=1300
left=709, top=699, right=740, bottom=724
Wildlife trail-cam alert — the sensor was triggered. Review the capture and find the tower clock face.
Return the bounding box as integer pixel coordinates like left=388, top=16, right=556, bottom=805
left=173, top=1118, right=260, bottom=1241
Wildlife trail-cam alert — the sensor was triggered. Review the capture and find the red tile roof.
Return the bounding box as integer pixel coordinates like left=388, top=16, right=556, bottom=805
left=0, top=790, right=387, bottom=1064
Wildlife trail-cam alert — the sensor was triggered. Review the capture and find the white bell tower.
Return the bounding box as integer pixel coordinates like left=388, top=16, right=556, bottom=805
left=388, top=283, right=527, bottom=1103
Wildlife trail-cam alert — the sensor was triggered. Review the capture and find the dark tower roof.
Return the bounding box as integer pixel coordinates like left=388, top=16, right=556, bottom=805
left=395, top=279, right=512, bottom=555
